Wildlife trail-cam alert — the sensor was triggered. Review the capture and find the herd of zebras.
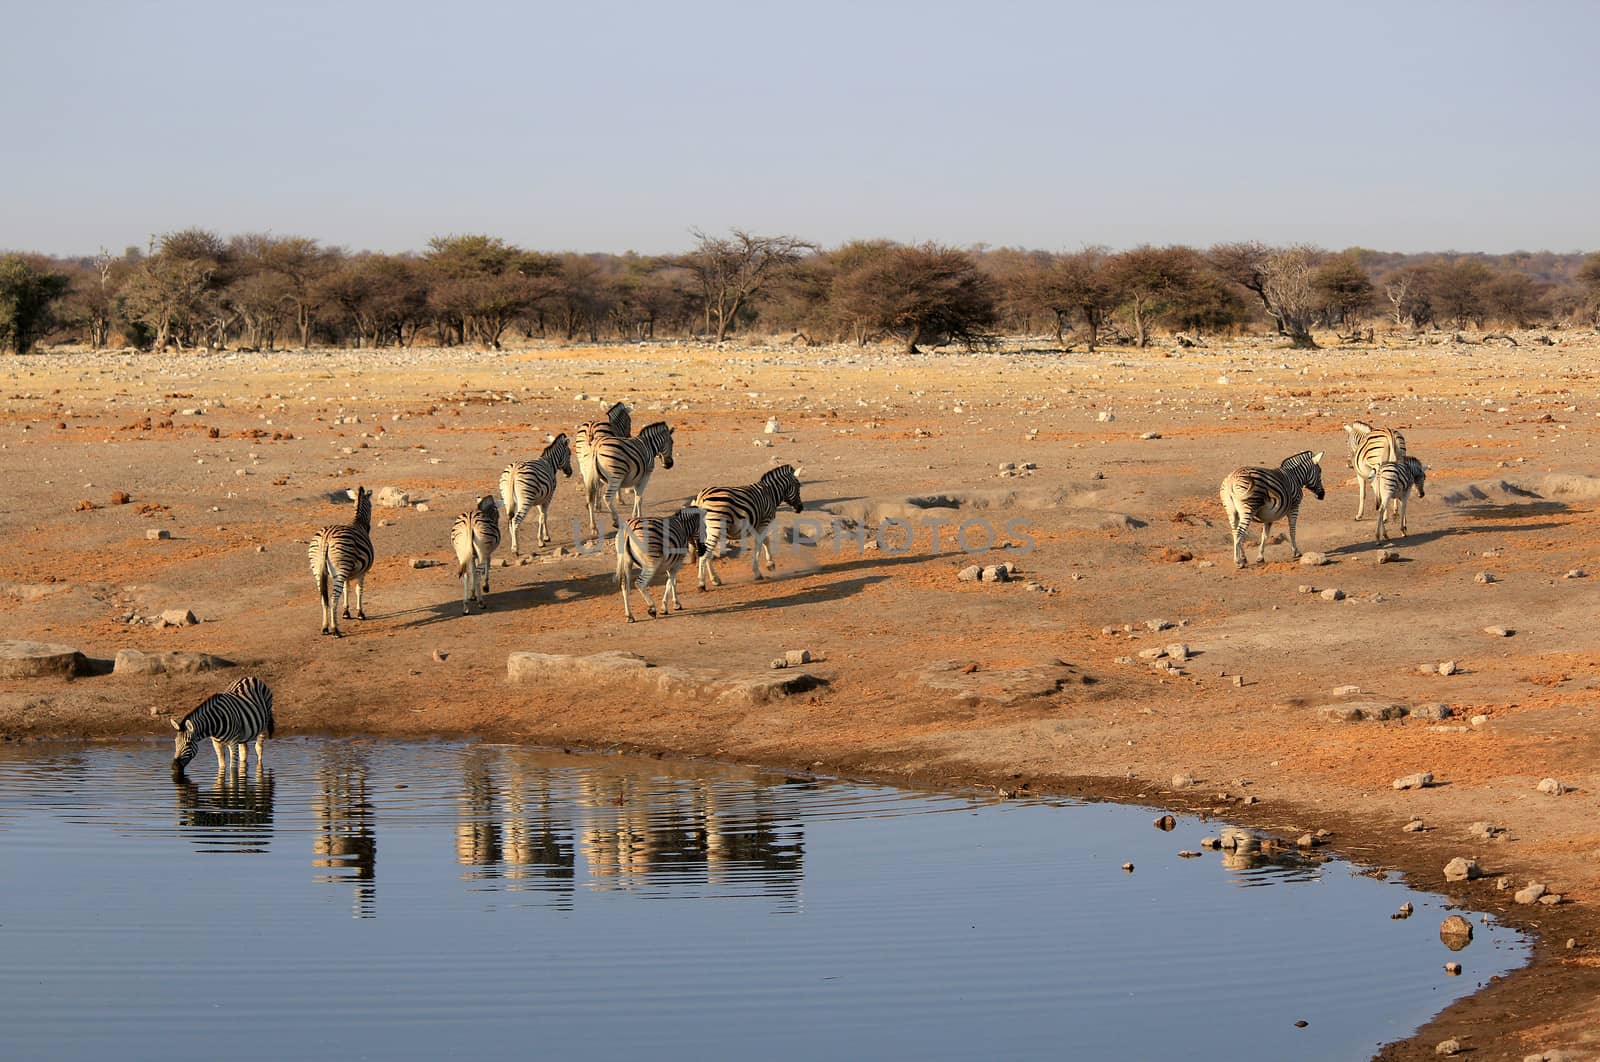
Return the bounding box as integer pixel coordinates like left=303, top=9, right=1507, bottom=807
left=1221, top=419, right=1427, bottom=568
left=171, top=413, right=1423, bottom=774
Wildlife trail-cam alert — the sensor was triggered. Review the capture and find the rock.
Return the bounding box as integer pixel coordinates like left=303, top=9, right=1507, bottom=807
left=414, top=502, right=430, bottom=513
left=0, top=640, right=86, bottom=678
left=1474, top=571, right=1496, bottom=584
left=1137, top=647, right=1166, bottom=660
left=1164, top=643, right=1190, bottom=661
left=112, top=649, right=233, bottom=676
left=1538, top=894, right=1563, bottom=906
left=374, top=486, right=410, bottom=508
left=432, top=650, right=448, bottom=663
left=1177, top=850, right=1200, bottom=858
left=957, top=565, right=982, bottom=582
left=1296, top=833, right=1318, bottom=848
left=1375, top=549, right=1399, bottom=563
left=1199, top=836, right=1222, bottom=849
left=785, top=649, right=812, bottom=666
left=1436, top=1038, right=1463, bottom=1056
left=146, top=528, right=171, bottom=540
left=1121, top=862, right=1134, bottom=872
left=411, top=558, right=443, bottom=569
left=1564, top=569, right=1585, bottom=579
left=1396, top=902, right=1414, bottom=918
left=1331, top=684, right=1361, bottom=696
left=1393, top=772, right=1434, bottom=790
left=1232, top=675, right=1244, bottom=687
left=1319, top=587, right=1345, bottom=601
left=1096, top=411, right=1115, bottom=422
left=160, top=608, right=198, bottom=626
left=980, top=565, right=1011, bottom=583
left=770, top=659, right=788, bottom=669
left=1515, top=883, right=1547, bottom=904
left=1153, top=815, right=1176, bottom=831
left=1438, top=660, right=1458, bottom=676
left=1443, top=858, right=1482, bottom=883
left=1537, top=777, right=1567, bottom=795
left=764, top=417, right=780, bottom=434
left=1299, top=552, right=1329, bottom=566
left=1403, top=819, right=1426, bottom=832
left=1411, top=702, right=1453, bottom=721
left=1220, top=827, right=1256, bottom=853
left=1139, top=431, right=1161, bottom=440
left=1444, top=963, right=1462, bottom=977
left=1483, top=626, right=1513, bottom=637
left=1145, top=619, right=1174, bottom=632
left=1297, top=584, right=1315, bottom=594
left=1170, top=773, right=1195, bottom=789
left=1468, top=821, right=1507, bottom=841
left=1469, top=714, right=1489, bottom=726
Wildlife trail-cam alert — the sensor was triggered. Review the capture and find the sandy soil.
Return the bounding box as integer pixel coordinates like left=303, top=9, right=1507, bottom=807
left=2, top=333, right=1598, bottom=1060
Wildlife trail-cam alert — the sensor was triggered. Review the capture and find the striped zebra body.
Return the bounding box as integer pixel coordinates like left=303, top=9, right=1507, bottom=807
left=1219, top=450, right=1326, bottom=568
left=592, top=421, right=677, bottom=536
left=172, top=675, right=275, bottom=773
left=308, top=486, right=374, bottom=636
left=500, top=433, right=572, bottom=554
left=1344, top=421, right=1407, bottom=520
left=692, top=464, right=804, bottom=590
left=451, top=496, right=502, bottom=613
left=576, top=402, right=631, bottom=536
left=1370, top=456, right=1427, bottom=542
left=615, top=506, right=705, bottom=621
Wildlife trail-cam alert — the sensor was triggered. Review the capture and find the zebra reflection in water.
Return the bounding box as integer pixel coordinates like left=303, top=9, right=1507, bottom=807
left=455, top=751, right=576, bottom=908
left=172, top=763, right=276, bottom=855
left=312, top=747, right=377, bottom=918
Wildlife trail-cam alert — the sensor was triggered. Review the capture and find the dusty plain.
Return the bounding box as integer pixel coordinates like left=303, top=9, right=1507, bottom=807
left=2, top=333, right=1598, bottom=1059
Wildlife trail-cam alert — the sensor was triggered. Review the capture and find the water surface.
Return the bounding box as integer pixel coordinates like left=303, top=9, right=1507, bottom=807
left=0, top=739, right=1525, bottom=1060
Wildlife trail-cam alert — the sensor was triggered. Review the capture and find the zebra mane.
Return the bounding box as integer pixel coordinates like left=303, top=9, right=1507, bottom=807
left=638, top=421, right=673, bottom=445
left=1279, top=451, right=1317, bottom=470
left=759, top=464, right=797, bottom=485
left=352, top=486, right=372, bottom=528
left=606, top=402, right=632, bottom=436
left=542, top=432, right=570, bottom=464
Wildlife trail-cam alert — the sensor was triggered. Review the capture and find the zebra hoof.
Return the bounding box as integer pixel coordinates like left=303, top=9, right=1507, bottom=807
left=647, top=607, right=657, bottom=617
left=356, top=611, right=367, bottom=620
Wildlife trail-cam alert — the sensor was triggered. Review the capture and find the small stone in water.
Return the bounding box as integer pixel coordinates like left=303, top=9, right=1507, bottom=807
left=1153, top=815, right=1176, bottom=831
left=1121, top=863, right=1134, bottom=872
left=1444, top=963, right=1462, bottom=977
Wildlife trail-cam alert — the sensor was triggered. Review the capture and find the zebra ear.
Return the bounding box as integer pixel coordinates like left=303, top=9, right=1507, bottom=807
left=1312, top=451, right=1323, bottom=464
left=170, top=717, right=182, bottom=731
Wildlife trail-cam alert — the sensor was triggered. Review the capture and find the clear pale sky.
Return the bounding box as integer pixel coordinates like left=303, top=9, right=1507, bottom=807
left=7, top=0, right=1597, bottom=257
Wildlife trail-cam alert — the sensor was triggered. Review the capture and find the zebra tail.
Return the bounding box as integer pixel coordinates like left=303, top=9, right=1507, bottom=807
left=315, top=539, right=333, bottom=610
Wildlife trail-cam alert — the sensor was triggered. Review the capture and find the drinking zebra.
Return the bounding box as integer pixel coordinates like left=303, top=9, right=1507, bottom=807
left=172, top=675, right=275, bottom=774
left=692, top=464, right=804, bottom=590
left=500, top=433, right=572, bottom=554
left=615, top=505, right=705, bottom=621
left=591, top=421, right=677, bottom=536
left=1369, top=456, right=1427, bottom=542
left=576, top=402, right=631, bottom=536
left=1344, top=421, right=1407, bottom=520
left=1219, top=450, right=1326, bottom=568
left=308, top=486, right=375, bottom=636
left=451, top=495, right=502, bottom=613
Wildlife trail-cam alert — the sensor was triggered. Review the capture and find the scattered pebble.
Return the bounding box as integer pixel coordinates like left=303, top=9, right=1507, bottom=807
left=1170, top=774, right=1194, bottom=789
left=785, top=649, right=812, bottom=666
left=1403, top=819, right=1426, bottom=832
left=1514, top=883, right=1547, bottom=905
left=1536, top=777, right=1567, bottom=795
left=1177, top=850, right=1201, bottom=858
left=1483, top=626, right=1513, bottom=637
left=1375, top=549, right=1399, bottom=563
left=1436, top=1037, right=1462, bottom=1054
left=1443, top=858, right=1482, bottom=883
left=146, top=529, right=171, bottom=541
left=1474, top=571, right=1496, bottom=584
left=1299, top=552, right=1329, bottom=566
left=1153, top=815, right=1176, bottom=831
left=1393, top=772, right=1434, bottom=790
left=1394, top=902, right=1414, bottom=919
left=1438, top=660, right=1458, bottom=676
left=1319, top=587, right=1345, bottom=601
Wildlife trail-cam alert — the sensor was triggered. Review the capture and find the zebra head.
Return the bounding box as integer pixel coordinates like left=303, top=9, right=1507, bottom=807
left=763, top=464, right=804, bottom=513
left=676, top=505, right=707, bottom=559
left=640, top=422, right=675, bottom=470
left=171, top=715, right=199, bottom=773
left=1404, top=455, right=1427, bottom=498
left=544, top=433, right=573, bottom=477
left=606, top=401, right=632, bottom=437
left=1343, top=422, right=1372, bottom=469
left=475, top=495, right=499, bottom=521
left=1282, top=450, right=1326, bottom=500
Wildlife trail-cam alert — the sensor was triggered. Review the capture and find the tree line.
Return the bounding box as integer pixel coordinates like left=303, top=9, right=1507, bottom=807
left=3, top=228, right=1598, bottom=355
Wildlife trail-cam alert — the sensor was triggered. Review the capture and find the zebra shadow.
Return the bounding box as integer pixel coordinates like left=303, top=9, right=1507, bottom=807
left=691, top=574, right=893, bottom=616
left=1325, top=519, right=1567, bottom=556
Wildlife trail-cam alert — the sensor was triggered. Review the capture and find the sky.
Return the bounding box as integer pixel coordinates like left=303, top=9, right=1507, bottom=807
left=6, top=0, right=1598, bottom=258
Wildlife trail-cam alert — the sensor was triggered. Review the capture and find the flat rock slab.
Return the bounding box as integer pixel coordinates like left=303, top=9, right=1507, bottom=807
left=0, top=640, right=86, bottom=678
left=113, top=649, right=235, bottom=676
left=507, top=651, right=825, bottom=707
left=1319, top=702, right=1408, bottom=723
left=901, top=658, right=1096, bottom=709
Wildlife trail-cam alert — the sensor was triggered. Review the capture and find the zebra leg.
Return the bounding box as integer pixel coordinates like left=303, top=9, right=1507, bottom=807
left=665, top=566, right=684, bottom=612
left=1257, top=521, right=1273, bottom=564
left=461, top=565, right=472, bottom=615
left=617, top=552, right=637, bottom=622
left=255, top=734, right=265, bottom=766
left=341, top=579, right=352, bottom=620
left=1232, top=514, right=1251, bottom=568
left=1398, top=495, right=1408, bottom=537
left=1375, top=498, right=1387, bottom=542
left=1354, top=476, right=1367, bottom=520
left=635, top=565, right=660, bottom=617
left=1287, top=512, right=1302, bottom=558
left=508, top=507, right=523, bottom=555
left=211, top=737, right=227, bottom=772
left=536, top=504, right=550, bottom=546
left=353, top=576, right=367, bottom=621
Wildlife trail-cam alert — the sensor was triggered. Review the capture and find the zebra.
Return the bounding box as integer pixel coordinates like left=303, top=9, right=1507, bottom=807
left=500, top=433, right=572, bottom=554
left=1370, top=455, right=1427, bottom=542
left=308, top=486, right=375, bottom=636
left=451, top=495, right=502, bottom=613
left=576, top=402, right=631, bottom=536
left=615, top=505, right=705, bottom=622
left=692, top=464, right=804, bottom=590
left=591, top=421, right=677, bottom=536
left=1219, top=450, right=1326, bottom=568
left=1344, top=421, right=1407, bottom=520
left=172, top=675, right=275, bottom=774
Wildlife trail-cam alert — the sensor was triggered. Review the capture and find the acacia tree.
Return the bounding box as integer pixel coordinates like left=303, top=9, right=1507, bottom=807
left=684, top=228, right=812, bottom=341
left=1484, top=271, right=1547, bottom=328
left=424, top=234, right=534, bottom=348
left=1108, top=245, right=1200, bottom=347
left=1312, top=255, right=1374, bottom=328
left=1381, top=264, right=1433, bottom=328
left=0, top=255, right=71, bottom=354
left=832, top=243, right=997, bottom=354
left=1209, top=241, right=1325, bottom=347
left=60, top=249, right=123, bottom=349
left=1035, top=248, right=1120, bottom=351
left=121, top=231, right=223, bottom=350
left=1429, top=257, right=1494, bottom=328
left=1577, top=252, right=1600, bottom=325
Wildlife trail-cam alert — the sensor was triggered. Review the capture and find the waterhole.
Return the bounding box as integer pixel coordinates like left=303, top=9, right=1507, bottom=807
left=0, top=739, right=1524, bottom=1060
